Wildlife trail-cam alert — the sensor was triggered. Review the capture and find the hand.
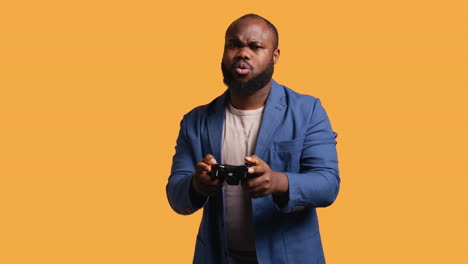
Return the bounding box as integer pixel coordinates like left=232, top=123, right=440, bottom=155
left=191, top=154, right=222, bottom=197
left=243, top=155, right=289, bottom=198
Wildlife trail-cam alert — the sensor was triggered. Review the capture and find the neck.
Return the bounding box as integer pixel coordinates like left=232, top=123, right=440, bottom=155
left=229, top=80, right=272, bottom=110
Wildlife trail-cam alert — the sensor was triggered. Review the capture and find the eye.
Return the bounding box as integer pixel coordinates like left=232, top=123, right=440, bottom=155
left=249, top=43, right=262, bottom=50
left=226, top=40, right=242, bottom=49
left=226, top=43, right=235, bottom=49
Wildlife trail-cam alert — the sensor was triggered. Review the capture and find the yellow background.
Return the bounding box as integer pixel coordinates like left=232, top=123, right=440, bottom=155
left=1, top=1, right=467, bottom=263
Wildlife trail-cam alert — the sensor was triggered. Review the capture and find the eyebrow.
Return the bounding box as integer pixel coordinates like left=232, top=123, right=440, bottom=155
left=227, top=38, right=263, bottom=46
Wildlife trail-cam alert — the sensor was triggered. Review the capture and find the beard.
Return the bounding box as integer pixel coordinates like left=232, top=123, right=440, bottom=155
left=221, top=59, right=274, bottom=96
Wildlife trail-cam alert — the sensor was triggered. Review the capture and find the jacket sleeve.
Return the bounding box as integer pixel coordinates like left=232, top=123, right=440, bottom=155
left=166, top=115, right=208, bottom=215
left=274, top=99, right=340, bottom=213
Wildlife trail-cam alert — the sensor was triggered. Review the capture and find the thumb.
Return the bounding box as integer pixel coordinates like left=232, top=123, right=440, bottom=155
left=245, top=155, right=260, bottom=165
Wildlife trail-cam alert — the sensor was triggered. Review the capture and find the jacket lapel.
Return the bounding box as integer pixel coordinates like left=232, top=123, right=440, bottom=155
left=207, top=91, right=228, bottom=162
left=255, top=80, right=287, bottom=159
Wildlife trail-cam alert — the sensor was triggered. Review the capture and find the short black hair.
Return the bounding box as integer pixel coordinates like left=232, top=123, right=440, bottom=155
left=227, top=13, right=279, bottom=49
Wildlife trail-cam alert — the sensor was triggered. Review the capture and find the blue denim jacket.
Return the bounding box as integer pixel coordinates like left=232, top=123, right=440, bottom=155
left=167, top=80, right=340, bottom=264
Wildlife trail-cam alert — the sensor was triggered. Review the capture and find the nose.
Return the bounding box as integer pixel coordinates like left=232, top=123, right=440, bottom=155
left=235, top=46, right=251, bottom=60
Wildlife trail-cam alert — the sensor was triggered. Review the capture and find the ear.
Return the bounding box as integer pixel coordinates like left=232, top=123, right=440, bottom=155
left=273, top=48, right=280, bottom=64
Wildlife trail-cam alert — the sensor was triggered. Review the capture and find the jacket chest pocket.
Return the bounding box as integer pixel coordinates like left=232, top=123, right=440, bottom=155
left=270, top=137, right=304, bottom=172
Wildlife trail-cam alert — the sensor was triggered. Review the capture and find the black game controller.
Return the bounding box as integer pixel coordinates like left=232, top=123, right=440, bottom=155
left=210, top=163, right=256, bottom=185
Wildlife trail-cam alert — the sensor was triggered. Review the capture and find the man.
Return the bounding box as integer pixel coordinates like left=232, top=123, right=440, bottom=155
left=167, top=14, right=339, bottom=264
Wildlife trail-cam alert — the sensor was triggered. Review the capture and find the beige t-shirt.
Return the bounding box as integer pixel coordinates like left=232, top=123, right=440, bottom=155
left=222, top=103, right=264, bottom=257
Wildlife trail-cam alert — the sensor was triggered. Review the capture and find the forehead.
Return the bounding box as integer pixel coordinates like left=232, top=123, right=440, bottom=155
left=225, top=18, right=274, bottom=44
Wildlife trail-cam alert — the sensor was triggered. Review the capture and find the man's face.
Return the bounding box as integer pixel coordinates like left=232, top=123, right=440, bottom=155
left=221, top=17, right=280, bottom=95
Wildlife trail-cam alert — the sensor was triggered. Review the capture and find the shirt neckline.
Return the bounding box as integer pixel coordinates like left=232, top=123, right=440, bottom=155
left=227, top=104, right=264, bottom=116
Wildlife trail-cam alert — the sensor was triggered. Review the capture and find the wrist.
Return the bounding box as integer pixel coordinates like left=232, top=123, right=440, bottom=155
left=190, top=175, right=207, bottom=206
left=191, top=174, right=205, bottom=197
left=272, top=171, right=289, bottom=194
left=272, top=171, right=289, bottom=208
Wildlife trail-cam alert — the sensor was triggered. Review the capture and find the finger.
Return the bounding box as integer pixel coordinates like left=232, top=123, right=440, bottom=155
left=243, top=176, right=260, bottom=189
left=201, top=180, right=222, bottom=194
left=245, top=175, right=271, bottom=194
left=246, top=177, right=272, bottom=196
left=246, top=164, right=266, bottom=175
left=250, top=190, right=268, bottom=198
left=244, top=155, right=260, bottom=166
left=200, top=172, right=222, bottom=185
left=247, top=185, right=270, bottom=198
left=196, top=161, right=211, bottom=174
left=203, top=154, right=218, bottom=165
left=200, top=182, right=217, bottom=192
left=245, top=155, right=260, bottom=165
left=200, top=187, right=219, bottom=197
